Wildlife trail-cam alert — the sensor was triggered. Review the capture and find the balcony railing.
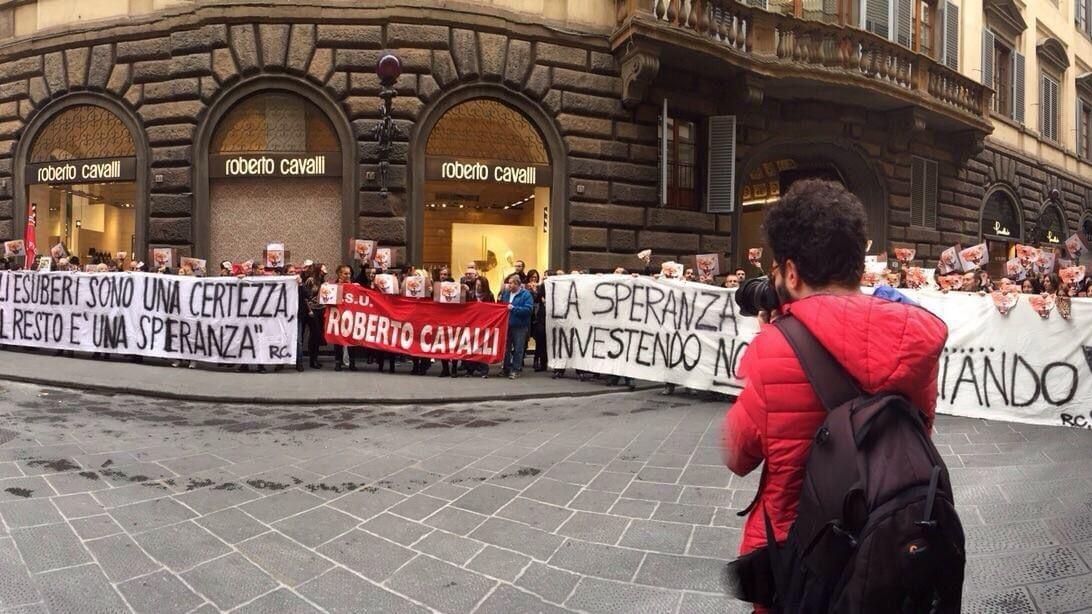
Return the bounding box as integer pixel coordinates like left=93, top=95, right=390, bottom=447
left=614, top=0, right=992, bottom=128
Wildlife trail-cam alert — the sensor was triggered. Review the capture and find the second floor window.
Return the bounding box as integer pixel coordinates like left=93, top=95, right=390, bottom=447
left=1040, top=73, right=1060, bottom=143
left=991, top=39, right=1012, bottom=116
left=1079, top=0, right=1092, bottom=37
left=664, top=117, right=698, bottom=210
left=914, top=0, right=936, bottom=56
left=1079, top=99, right=1092, bottom=159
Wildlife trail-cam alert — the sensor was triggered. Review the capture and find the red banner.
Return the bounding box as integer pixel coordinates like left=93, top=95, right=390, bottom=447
left=323, top=284, right=509, bottom=363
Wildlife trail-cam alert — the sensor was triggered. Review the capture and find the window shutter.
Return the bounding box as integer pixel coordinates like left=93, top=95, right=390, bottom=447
left=659, top=98, right=668, bottom=207
left=944, top=2, right=959, bottom=70
left=1041, top=75, right=1058, bottom=142
left=1013, top=51, right=1025, bottom=124
left=1040, top=74, right=1047, bottom=138
left=1079, top=0, right=1088, bottom=33
left=895, top=0, right=913, bottom=47
left=1078, top=99, right=1085, bottom=157
left=706, top=115, right=736, bottom=214
left=981, top=29, right=995, bottom=86
left=865, top=0, right=890, bottom=38
left=911, top=156, right=938, bottom=229
left=1050, top=78, right=1059, bottom=142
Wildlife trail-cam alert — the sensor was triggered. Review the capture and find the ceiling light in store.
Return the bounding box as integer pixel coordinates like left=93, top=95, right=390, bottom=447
left=458, top=204, right=464, bottom=208
left=441, top=203, right=447, bottom=208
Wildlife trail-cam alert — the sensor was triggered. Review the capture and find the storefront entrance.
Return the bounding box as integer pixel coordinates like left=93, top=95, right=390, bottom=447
left=421, top=98, right=551, bottom=291
left=24, top=104, right=137, bottom=263
left=207, top=91, right=343, bottom=269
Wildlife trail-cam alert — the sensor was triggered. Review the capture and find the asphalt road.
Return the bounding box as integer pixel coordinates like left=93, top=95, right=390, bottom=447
left=0, top=381, right=1088, bottom=613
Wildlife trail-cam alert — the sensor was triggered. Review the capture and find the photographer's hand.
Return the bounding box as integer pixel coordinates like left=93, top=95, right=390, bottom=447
left=757, top=308, right=781, bottom=325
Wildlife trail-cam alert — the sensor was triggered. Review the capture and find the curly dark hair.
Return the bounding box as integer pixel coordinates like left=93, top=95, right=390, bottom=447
left=762, top=178, right=868, bottom=288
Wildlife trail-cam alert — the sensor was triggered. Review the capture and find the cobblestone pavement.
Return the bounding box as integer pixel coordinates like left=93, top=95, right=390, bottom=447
left=0, top=382, right=1088, bottom=613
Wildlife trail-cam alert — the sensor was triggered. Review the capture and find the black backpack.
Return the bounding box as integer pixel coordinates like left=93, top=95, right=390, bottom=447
left=728, top=315, right=965, bottom=614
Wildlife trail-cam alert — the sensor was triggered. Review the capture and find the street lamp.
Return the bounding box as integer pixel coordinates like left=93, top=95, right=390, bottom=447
left=373, top=54, right=403, bottom=197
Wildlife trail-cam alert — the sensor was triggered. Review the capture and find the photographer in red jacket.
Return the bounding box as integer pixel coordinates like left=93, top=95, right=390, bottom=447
left=723, top=179, right=947, bottom=562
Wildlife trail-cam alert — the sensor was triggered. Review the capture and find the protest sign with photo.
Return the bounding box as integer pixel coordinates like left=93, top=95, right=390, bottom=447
left=0, top=271, right=298, bottom=364
left=546, top=275, right=1092, bottom=429
left=938, top=245, right=961, bottom=274
left=264, top=243, right=286, bottom=269
left=36, top=257, right=51, bottom=272
left=50, top=244, right=67, bottom=260
left=1034, top=251, right=1057, bottom=276
left=319, top=282, right=340, bottom=305
left=695, top=254, right=720, bottom=278
left=403, top=275, right=428, bottom=298
left=351, top=239, right=377, bottom=263
left=1066, top=233, right=1088, bottom=262
left=180, top=257, right=207, bottom=276
left=372, top=248, right=392, bottom=271
left=151, top=247, right=175, bottom=270
left=4, top=240, right=25, bottom=258
left=324, top=284, right=509, bottom=362
left=1005, top=258, right=1027, bottom=281
left=660, top=261, right=683, bottom=279
left=958, top=242, right=988, bottom=271
left=373, top=273, right=399, bottom=295
left=894, top=247, right=916, bottom=263
left=437, top=281, right=462, bottom=303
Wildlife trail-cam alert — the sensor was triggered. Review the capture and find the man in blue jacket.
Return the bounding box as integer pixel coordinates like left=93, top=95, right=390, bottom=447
left=499, top=273, right=533, bottom=379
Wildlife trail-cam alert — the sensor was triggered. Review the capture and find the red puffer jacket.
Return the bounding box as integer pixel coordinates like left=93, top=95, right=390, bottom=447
left=723, top=292, right=948, bottom=555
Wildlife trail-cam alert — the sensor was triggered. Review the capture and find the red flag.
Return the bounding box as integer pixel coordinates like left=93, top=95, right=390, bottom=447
left=23, top=202, right=36, bottom=269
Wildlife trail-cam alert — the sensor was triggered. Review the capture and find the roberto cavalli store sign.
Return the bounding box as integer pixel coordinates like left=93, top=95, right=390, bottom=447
left=209, top=153, right=341, bottom=178
left=26, top=157, right=137, bottom=184
left=426, top=157, right=551, bottom=186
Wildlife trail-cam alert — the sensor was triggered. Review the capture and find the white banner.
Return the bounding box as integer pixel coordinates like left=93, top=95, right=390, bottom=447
left=0, top=271, right=298, bottom=364
left=546, top=275, right=1092, bottom=429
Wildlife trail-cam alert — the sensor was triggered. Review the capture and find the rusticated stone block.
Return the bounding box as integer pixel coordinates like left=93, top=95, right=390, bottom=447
left=64, top=48, right=89, bottom=88
left=571, top=226, right=608, bottom=249
left=172, top=53, right=211, bottom=79
left=152, top=167, right=192, bottom=192
left=325, top=72, right=347, bottom=98
left=638, top=230, right=699, bottom=252
left=451, top=29, right=479, bottom=79
left=647, top=208, right=714, bottom=232
left=344, top=96, right=381, bottom=119
left=86, top=45, right=113, bottom=90
left=170, top=24, right=228, bottom=54
left=357, top=216, right=407, bottom=244
left=536, top=43, right=586, bottom=69
left=143, top=78, right=200, bottom=103
left=200, top=76, right=218, bottom=102
left=149, top=193, right=192, bottom=216
left=478, top=32, right=506, bottom=81
left=571, top=178, right=608, bottom=202
left=431, top=50, right=459, bottom=88
left=0, top=120, right=19, bottom=139
left=552, top=67, right=620, bottom=97
left=616, top=121, right=656, bottom=143
left=146, top=123, right=194, bottom=146
left=43, top=51, right=66, bottom=95
left=133, top=59, right=172, bottom=83
left=287, top=24, right=315, bottom=74
left=0, top=80, right=27, bottom=103
left=349, top=72, right=380, bottom=95
left=570, top=202, right=644, bottom=227
left=590, top=51, right=618, bottom=75
left=16, top=100, right=30, bottom=120
left=116, top=38, right=170, bottom=62
left=700, top=235, right=731, bottom=253
left=542, top=90, right=561, bottom=116
left=336, top=49, right=429, bottom=73
left=149, top=217, right=191, bottom=243
left=503, top=39, right=532, bottom=89
left=316, top=25, right=382, bottom=48
left=523, top=64, right=550, bottom=99
left=28, top=77, right=49, bottom=105
left=387, top=24, right=449, bottom=49
left=230, top=25, right=260, bottom=74
left=610, top=229, right=637, bottom=251
left=359, top=163, right=407, bottom=190
left=569, top=251, right=628, bottom=272
left=0, top=220, right=12, bottom=240
left=610, top=182, right=657, bottom=205
left=556, top=113, right=612, bottom=138
left=0, top=139, right=12, bottom=157
left=359, top=190, right=398, bottom=215
left=150, top=145, right=193, bottom=167
left=0, top=199, right=12, bottom=219
left=630, top=144, right=657, bottom=163
left=565, top=136, right=627, bottom=160
left=307, top=48, right=333, bottom=84
left=561, top=91, right=625, bottom=119
left=0, top=56, right=41, bottom=83
left=391, top=96, right=423, bottom=120
left=260, top=24, right=290, bottom=68
left=418, top=74, right=439, bottom=101
left=140, top=100, right=204, bottom=125
left=573, top=158, right=656, bottom=185
left=0, top=101, right=15, bottom=121
left=716, top=215, right=733, bottom=234
left=211, top=48, right=236, bottom=83
left=124, top=83, right=142, bottom=108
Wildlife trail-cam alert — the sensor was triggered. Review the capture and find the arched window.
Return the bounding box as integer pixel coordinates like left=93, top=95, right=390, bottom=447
left=980, top=187, right=1022, bottom=279
left=1038, top=202, right=1067, bottom=248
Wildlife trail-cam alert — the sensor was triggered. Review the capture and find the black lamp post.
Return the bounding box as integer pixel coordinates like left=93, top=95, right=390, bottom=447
left=373, top=54, right=403, bottom=198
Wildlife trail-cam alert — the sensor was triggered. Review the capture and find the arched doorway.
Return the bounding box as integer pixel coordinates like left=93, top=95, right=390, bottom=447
left=411, top=87, right=566, bottom=289
left=734, top=141, right=886, bottom=271
left=16, top=97, right=144, bottom=264
left=980, top=185, right=1023, bottom=278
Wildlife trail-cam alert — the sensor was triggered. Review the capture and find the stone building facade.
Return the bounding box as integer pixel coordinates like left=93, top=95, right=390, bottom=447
left=0, top=1, right=1090, bottom=276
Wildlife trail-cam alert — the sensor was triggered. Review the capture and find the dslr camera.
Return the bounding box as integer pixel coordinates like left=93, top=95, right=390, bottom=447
left=735, top=276, right=781, bottom=318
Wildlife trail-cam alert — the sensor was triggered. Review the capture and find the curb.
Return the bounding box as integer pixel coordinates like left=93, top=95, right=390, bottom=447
left=0, top=372, right=666, bottom=406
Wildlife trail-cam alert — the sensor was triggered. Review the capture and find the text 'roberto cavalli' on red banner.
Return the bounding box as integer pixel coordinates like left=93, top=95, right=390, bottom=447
left=323, top=284, right=509, bottom=363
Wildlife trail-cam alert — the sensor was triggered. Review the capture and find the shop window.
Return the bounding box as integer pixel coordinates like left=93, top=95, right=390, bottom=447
left=1038, top=203, right=1067, bottom=247
left=981, top=188, right=1021, bottom=279
left=1040, top=72, right=1061, bottom=143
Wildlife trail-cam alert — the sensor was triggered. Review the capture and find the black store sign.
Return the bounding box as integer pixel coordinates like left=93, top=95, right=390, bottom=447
left=26, top=157, right=137, bottom=184
left=210, top=153, right=341, bottom=178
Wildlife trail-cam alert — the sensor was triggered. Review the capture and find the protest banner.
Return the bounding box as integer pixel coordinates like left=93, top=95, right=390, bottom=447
left=0, top=271, right=298, bottom=364
left=546, top=275, right=1092, bottom=429
left=324, top=284, right=508, bottom=363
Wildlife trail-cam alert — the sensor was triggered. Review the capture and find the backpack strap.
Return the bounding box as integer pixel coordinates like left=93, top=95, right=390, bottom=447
left=774, top=315, right=861, bottom=412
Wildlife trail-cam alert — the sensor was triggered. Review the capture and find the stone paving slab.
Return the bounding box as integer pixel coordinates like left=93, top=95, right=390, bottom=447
left=0, top=380, right=1087, bottom=613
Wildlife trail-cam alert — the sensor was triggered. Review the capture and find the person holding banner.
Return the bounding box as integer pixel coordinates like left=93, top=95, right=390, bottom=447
left=333, top=265, right=358, bottom=372
left=498, top=273, right=533, bottom=379
left=303, top=263, right=328, bottom=369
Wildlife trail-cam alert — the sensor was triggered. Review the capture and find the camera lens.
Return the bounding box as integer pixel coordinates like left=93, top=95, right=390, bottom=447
left=735, top=276, right=781, bottom=317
